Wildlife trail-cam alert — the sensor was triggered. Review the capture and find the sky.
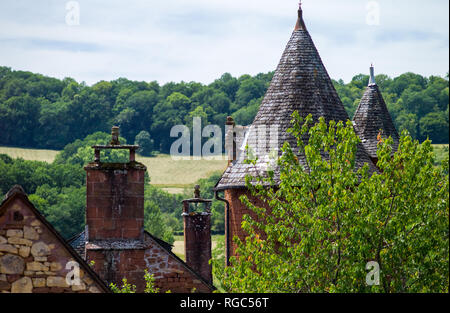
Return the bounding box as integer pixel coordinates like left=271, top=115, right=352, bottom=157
left=0, top=0, right=448, bottom=85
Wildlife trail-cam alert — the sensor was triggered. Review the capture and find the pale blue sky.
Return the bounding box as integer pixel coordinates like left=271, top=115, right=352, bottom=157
left=0, top=0, right=448, bottom=85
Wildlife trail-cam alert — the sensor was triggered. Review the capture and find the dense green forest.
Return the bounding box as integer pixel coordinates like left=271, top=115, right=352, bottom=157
left=0, top=66, right=448, bottom=242
left=0, top=66, right=448, bottom=153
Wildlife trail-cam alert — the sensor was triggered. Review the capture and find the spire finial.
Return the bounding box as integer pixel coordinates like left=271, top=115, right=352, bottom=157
left=295, top=1, right=306, bottom=31
left=369, top=63, right=376, bottom=86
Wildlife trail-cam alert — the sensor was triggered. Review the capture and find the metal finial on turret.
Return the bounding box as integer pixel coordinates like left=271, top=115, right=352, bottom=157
left=295, top=0, right=306, bottom=31
left=369, top=64, right=376, bottom=86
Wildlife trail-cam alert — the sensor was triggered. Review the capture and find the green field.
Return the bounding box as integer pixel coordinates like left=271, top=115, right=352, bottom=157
left=0, top=146, right=228, bottom=194
left=432, top=144, right=449, bottom=165
left=135, top=154, right=227, bottom=193
left=0, top=146, right=59, bottom=163
left=0, top=145, right=447, bottom=191
left=172, top=235, right=224, bottom=260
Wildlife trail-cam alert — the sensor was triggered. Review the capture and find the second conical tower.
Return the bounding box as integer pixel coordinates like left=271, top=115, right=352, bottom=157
left=353, top=65, right=400, bottom=163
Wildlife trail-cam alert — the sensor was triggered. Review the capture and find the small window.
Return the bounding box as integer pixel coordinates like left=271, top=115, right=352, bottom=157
left=13, top=211, right=24, bottom=221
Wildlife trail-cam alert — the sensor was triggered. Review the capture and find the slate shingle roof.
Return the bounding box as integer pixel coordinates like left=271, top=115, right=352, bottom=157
left=68, top=230, right=173, bottom=260
left=352, top=67, right=400, bottom=159
left=215, top=8, right=377, bottom=191
left=68, top=230, right=215, bottom=291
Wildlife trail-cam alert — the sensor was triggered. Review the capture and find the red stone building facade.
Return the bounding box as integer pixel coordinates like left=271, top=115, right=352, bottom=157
left=69, top=138, right=214, bottom=293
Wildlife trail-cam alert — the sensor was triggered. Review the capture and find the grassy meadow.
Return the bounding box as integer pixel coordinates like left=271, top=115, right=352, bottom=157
left=0, top=146, right=59, bottom=163
left=432, top=144, right=450, bottom=165
left=0, top=146, right=228, bottom=194
left=0, top=144, right=447, bottom=193
left=172, top=235, right=224, bottom=261
left=135, top=154, right=228, bottom=193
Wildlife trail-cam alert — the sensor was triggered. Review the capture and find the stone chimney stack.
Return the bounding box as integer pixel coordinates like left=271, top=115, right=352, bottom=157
left=182, top=186, right=212, bottom=284
left=84, top=126, right=147, bottom=289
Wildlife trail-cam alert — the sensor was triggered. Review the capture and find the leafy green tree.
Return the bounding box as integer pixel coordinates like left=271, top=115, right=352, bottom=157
left=214, top=112, right=449, bottom=293
left=135, top=131, right=154, bottom=156
left=232, top=97, right=262, bottom=126
left=55, top=132, right=129, bottom=166
left=110, top=270, right=161, bottom=293
left=144, top=199, right=174, bottom=244
left=30, top=185, right=86, bottom=239
left=152, top=92, right=190, bottom=152
left=420, top=112, right=449, bottom=144
left=233, top=78, right=266, bottom=111
left=195, top=172, right=225, bottom=234
left=0, top=95, right=40, bottom=146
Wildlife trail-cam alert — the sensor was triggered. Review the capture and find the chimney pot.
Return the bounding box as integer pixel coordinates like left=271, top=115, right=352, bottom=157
left=110, top=126, right=120, bottom=145
left=182, top=187, right=213, bottom=284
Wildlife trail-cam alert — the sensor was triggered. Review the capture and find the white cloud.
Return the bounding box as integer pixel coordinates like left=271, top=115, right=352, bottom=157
left=0, top=0, right=448, bottom=85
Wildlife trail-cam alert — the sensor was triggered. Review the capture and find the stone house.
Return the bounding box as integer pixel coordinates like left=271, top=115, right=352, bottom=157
left=1, top=136, right=214, bottom=293
left=0, top=185, right=110, bottom=293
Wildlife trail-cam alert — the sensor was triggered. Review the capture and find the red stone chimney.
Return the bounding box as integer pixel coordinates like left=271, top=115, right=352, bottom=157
left=182, top=185, right=212, bottom=284
left=84, top=126, right=147, bottom=290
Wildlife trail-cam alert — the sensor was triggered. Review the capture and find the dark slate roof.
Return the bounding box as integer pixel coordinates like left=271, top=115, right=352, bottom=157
left=68, top=230, right=215, bottom=291
left=215, top=8, right=377, bottom=191
left=352, top=68, right=400, bottom=159
left=67, top=231, right=87, bottom=259
left=68, top=230, right=173, bottom=259
left=0, top=185, right=111, bottom=293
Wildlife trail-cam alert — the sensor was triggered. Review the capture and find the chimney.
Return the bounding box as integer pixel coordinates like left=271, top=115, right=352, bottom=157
left=84, top=126, right=147, bottom=289
left=225, top=116, right=236, bottom=166
left=182, top=185, right=212, bottom=284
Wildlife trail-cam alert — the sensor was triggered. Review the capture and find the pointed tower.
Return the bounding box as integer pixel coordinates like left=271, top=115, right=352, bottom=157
left=215, top=5, right=377, bottom=261
left=352, top=65, right=400, bottom=164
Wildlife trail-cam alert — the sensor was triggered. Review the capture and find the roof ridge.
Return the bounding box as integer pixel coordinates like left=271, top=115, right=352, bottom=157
left=2, top=185, right=26, bottom=204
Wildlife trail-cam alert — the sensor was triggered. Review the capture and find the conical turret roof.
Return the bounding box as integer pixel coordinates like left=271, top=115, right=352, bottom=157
left=215, top=7, right=377, bottom=190
left=352, top=65, right=400, bottom=159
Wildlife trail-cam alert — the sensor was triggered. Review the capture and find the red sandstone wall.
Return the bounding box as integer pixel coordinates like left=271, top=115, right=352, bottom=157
left=143, top=234, right=211, bottom=293
left=86, top=234, right=212, bottom=293
left=224, top=189, right=269, bottom=258
left=85, top=168, right=145, bottom=240
left=87, top=249, right=146, bottom=291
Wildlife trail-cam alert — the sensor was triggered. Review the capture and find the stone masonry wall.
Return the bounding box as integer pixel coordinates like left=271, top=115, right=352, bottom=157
left=143, top=234, right=211, bottom=293
left=87, top=249, right=146, bottom=292
left=0, top=197, right=103, bottom=293
left=85, top=167, right=145, bottom=240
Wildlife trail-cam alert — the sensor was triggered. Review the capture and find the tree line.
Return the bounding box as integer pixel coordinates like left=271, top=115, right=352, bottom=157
left=0, top=66, right=448, bottom=154
left=0, top=131, right=224, bottom=242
